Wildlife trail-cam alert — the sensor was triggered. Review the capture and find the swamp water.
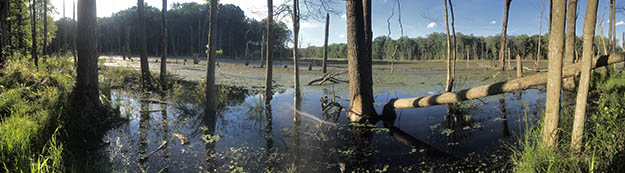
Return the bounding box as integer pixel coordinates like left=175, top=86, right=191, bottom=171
left=102, top=85, right=545, bottom=172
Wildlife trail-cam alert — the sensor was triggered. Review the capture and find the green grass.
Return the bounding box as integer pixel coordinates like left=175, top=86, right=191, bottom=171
left=513, top=70, right=625, bottom=172
left=0, top=58, right=73, bottom=172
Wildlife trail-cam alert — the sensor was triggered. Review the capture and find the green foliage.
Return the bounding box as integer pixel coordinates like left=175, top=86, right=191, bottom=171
left=0, top=57, right=73, bottom=172
left=513, top=70, right=625, bottom=172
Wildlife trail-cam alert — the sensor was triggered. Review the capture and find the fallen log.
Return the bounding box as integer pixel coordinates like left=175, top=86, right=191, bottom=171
left=392, top=53, right=623, bottom=109
left=307, top=71, right=347, bottom=85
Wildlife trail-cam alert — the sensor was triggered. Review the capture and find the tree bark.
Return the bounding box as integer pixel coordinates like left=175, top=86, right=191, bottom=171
left=543, top=0, right=566, bottom=149
left=449, top=0, right=457, bottom=86
left=43, top=0, right=47, bottom=58
left=443, top=0, right=453, bottom=92
left=138, top=0, right=153, bottom=90
left=31, top=0, right=37, bottom=67
left=265, top=0, right=273, bottom=102
left=391, top=53, right=622, bottom=109
left=610, top=0, right=615, bottom=52
left=75, top=0, right=103, bottom=109
left=571, top=0, right=598, bottom=153
left=292, top=0, right=301, bottom=99
left=563, top=0, right=578, bottom=89
left=160, top=0, right=168, bottom=91
left=346, top=0, right=376, bottom=123
left=72, top=0, right=76, bottom=66
left=322, top=13, right=329, bottom=73
left=599, top=16, right=608, bottom=55
left=206, top=0, right=218, bottom=113
left=498, top=0, right=511, bottom=71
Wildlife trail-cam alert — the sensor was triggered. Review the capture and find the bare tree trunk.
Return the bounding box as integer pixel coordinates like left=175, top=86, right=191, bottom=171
left=245, top=41, right=249, bottom=66
left=205, top=0, right=218, bottom=113
left=75, top=0, right=103, bottom=110
left=260, top=34, right=265, bottom=68
left=543, top=0, right=566, bottom=149
left=138, top=0, right=153, bottom=90
left=449, top=0, right=456, bottom=85
left=516, top=55, right=523, bottom=78
left=292, top=0, right=301, bottom=99
left=391, top=54, right=622, bottom=109
left=571, top=0, right=598, bottom=153
left=610, top=0, right=615, bottom=52
left=322, top=13, right=329, bottom=73
left=536, top=0, right=545, bottom=72
left=443, top=0, right=453, bottom=92
left=160, top=0, right=168, bottom=91
left=498, top=0, right=512, bottom=71
left=346, top=0, right=376, bottom=123
left=507, top=47, right=511, bottom=70
left=265, top=0, right=273, bottom=102
left=43, top=0, right=47, bottom=59
left=31, top=0, right=37, bottom=67
left=563, top=0, right=578, bottom=89
left=466, top=45, right=470, bottom=69
left=599, top=16, right=608, bottom=55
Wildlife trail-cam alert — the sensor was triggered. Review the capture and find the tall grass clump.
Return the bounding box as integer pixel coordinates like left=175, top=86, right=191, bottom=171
left=0, top=58, right=73, bottom=172
left=513, top=70, right=625, bottom=172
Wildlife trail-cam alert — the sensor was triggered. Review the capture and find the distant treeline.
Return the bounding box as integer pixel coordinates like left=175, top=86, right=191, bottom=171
left=49, top=2, right=292, bottom=59
left=300, top=32, right=620, bottom=61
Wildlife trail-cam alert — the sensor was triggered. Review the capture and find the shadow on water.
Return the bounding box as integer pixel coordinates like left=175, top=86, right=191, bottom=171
left=101, top=84, right=545, bottom=172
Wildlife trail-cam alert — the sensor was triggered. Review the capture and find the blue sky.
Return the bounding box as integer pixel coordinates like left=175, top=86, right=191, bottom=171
left=51, top=0, right=624, bottom=46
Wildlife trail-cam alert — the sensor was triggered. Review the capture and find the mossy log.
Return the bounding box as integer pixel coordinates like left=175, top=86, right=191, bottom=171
left=392, top=53, right=623, bottom=109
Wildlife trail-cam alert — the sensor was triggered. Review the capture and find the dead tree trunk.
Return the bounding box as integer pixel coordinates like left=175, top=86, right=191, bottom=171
left=443, top=0, right=453, bottom=92
left=536, top=0, right=545, bottom=72
left=449, top=0, right=457, bottom=83
left=499, top=0, right=511, bottom=71
left=507, top=47, right=511, bottom=70
left=563, top=0, right=578, bottom=89
left=265, top=0, right=273, bottom=102
left=516, top=55, right=523, bottom=78
left=345, top=0, right=376, bottom=123
left=391, top=54, right=622, bottom=109
left=571, top=0, right=598, bottom=153
left=610, top=0, right=615, bottom=52
left=322, top=13, right=329, bottom=73
left=543, top=0, right=566, bottom=149
left=205, top=0, right=218, bottom=113
left=292, top=0, right=301, bottom=99
left=138, top=0, right=153, bottom=90
left=160, top=0, right=168, bottom=91
left=599, top=16, right=608, bottom=55
left=260, top=34, right=265, bottom=68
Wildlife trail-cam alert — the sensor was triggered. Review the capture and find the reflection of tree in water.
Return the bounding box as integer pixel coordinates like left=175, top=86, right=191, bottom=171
left=264, top=102, right=276, bottom=172
left=160, top=97, right=170, bottom=172
left=203, top=110, right=217, bottom=172
left=138, top=100, right=149, bottom=172
left=442, top=103, right=483, bottom=152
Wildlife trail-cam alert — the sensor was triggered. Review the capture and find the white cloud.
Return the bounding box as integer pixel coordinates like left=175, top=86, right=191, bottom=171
left=301, top=21, right=321, bottom=28
left=426, top=22, right=437, bottom=29
left=341, top=14, right=347, bottom=20
left=339, top=34, right=345, bottom=38
left=617, top=20, right=625, bottom=26
left=490, top=20, right=497, bottom=24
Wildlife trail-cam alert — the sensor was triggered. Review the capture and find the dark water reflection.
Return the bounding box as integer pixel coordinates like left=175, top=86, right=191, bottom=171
left=103, top=86, right=545, bottom=172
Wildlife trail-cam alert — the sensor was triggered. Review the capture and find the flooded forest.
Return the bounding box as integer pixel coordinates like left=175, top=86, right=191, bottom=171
left=2, top=0, right=625, bottom=172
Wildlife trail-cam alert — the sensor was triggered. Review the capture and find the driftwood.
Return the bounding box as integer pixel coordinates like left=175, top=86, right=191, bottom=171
left=307, top=71, right=348, bottom=85
left=140, top=140, right=167, bottom=161
left=392, top=53, right=623, bottom=109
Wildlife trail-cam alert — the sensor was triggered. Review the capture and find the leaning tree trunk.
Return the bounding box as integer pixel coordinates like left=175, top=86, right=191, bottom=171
left=31, top=0, right=37, bottom=67
left=138, top=0, right=153, bottom=90
left=345, top=0, right=376, bottom=123
left=292, top=0, right=301, bottom=99
left=571, top=0, right=598, bottom=153
left=543, top=0, right=566, bottom=149
left=206, top=0, right=218, bottom=113
left=160, top=0, right=168, bottom=91
left=391, top=54, right=622, bottom=109
left=75, top=0, right=103, bottom=110
left=265, top=0, right=273, bottom=102
left=563, top=0, right=578, bottom=89
left=443, top=0, right=453, bottom=92
left=322, top=13, right=329, bottom=73
left=498, top=0, right=512, bottom=71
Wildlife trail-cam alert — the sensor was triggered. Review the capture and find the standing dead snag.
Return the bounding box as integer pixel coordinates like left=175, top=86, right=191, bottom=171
left=160, top=0, right=168, bottom=91
left=571, top=0, right=598, bottom=153
left=516, top=55, right=523, bottom=78
left=205, top=0, right=218, bottom=113
left=543, top=0, right=566, bottom=149
left=292, top=0, right=301, bottom=99
left=138, top=0, right=153, bottom=90
left=563, top=0, right=578, bottom=90
left=265, top=0, right=274, bottom=102
left=499, top=0, right=511, bottom=71
left=536, top=0, right=545, bottom=72
left=391, top=54, right=623, bottom=109
left=322, top=13, right=329, bottom=73
left=345, top=0, right=376, bottom=123
left=443, top=0, right=453, bottom=92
